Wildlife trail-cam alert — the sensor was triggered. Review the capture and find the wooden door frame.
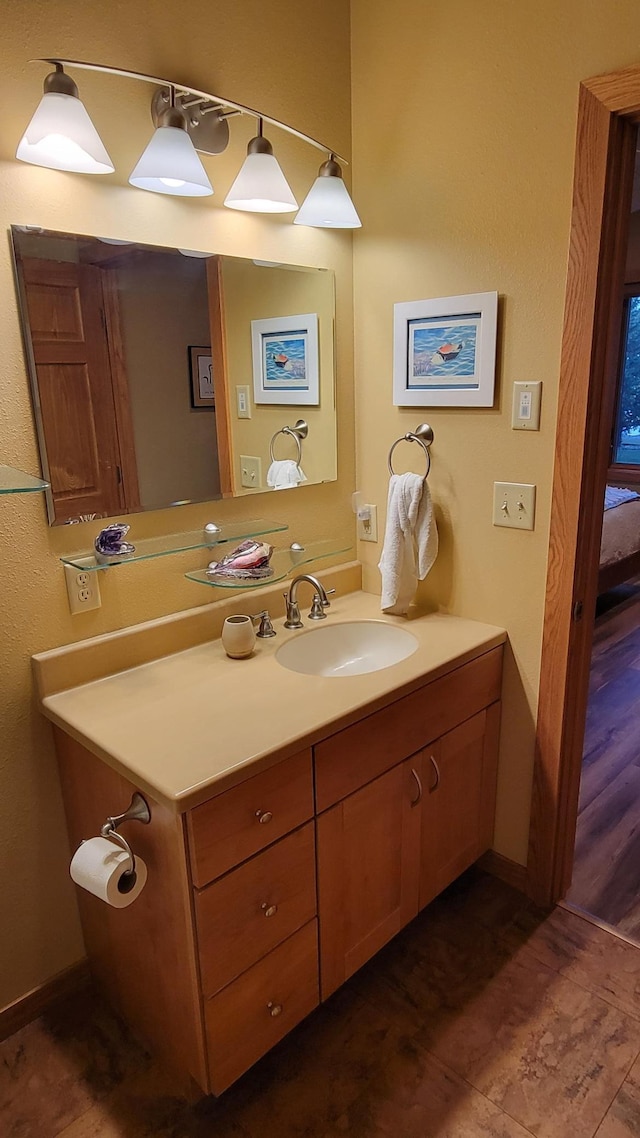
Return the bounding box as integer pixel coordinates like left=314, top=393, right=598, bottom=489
left=528, top=65, right=640, bottom=906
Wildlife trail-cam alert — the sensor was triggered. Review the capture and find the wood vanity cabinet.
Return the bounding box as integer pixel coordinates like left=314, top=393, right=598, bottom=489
left=314, top=647, right=503, bottom=998
left=54, top=643, right=502, bottom=1098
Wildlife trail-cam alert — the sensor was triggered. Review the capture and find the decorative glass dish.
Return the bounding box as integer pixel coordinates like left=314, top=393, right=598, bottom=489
left=185, top=539, right=352, bottom=589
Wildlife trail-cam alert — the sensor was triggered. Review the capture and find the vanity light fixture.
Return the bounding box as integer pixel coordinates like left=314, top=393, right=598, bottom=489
left=294, top=155, right=361, bottom=229
left=129, top=86, right=213, bottom=197
left=16, top=64, right=114, bottom=174
left=224, top=118, right=297, bottom=213
left=18, top=59, right=360, bottom=226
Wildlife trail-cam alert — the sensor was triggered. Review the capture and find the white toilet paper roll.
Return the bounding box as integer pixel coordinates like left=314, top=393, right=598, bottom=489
left=70, top=835, right=147, bottom=908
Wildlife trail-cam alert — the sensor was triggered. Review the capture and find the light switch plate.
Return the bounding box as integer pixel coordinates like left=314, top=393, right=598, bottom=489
left=240, top=455, right=261, bottom=489
left=236, top=385, right=251, bottom=419
left=493, top=482, right=536, bottom=529
left=512, top=381, right=542, bottom=430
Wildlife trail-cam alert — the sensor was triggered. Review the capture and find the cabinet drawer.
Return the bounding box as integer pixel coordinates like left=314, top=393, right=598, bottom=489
left=314, top=647, right=503, bottom=811
left=187, top=749, right=314, bottom=887
left=195, top=822, right=317, bottom=996
left=205, top=920, right=319, bottom=1095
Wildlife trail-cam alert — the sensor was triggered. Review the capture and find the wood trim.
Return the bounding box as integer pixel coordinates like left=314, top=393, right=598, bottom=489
left=0, top=959, right=91, bottom=1042
left=598, top=549, right=640, bottom=593
left=607, top=464, right=640, bottom=484
left=206, top=256, right=234, bottom=497
left=528, top=75, right=638, bottom=905
left=100, top=270, right=141, bottom=512
left=478, top=850, right=528, bottom=894
left=584, top=65, right=640, bottom=114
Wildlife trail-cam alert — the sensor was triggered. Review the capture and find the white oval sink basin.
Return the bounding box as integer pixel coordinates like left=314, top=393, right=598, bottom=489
left=276, top=620, right=418, bottom=677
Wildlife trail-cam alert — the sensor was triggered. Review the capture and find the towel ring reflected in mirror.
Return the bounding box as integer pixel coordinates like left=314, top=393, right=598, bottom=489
left=269, top=419, right=308, bottom=465
left=387, top=422, right=434, bottom=482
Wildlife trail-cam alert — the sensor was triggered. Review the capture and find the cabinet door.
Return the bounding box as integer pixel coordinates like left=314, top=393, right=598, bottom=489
left=317, top=759, right=422, bottom=1000
left=419, top=703, right=500, bottom=909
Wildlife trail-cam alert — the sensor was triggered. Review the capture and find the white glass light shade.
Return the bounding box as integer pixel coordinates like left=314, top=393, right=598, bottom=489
left=224, top=152, right=298, bottom=213
left=16, top=92, right=114, bottom=174
left=294, top=171, right=361, bottom=229
left=129, top=126, right=213, bottom=196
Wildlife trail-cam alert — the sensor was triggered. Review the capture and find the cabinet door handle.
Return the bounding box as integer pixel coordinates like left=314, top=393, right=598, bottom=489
left=428, top=755, right=440, bottom=792
left=410, top=767, right=423, bottom=806
left=267, top=1001, right=283, bottom=1017
left=255, top=809, right=273, bottom=825
left=261, top=902, right=278, bottom=918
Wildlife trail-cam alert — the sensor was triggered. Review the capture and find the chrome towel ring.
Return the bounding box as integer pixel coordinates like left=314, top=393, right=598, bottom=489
left=269, top=419, right=308, bottom=465
left=387, top=423, right=434, bottom=482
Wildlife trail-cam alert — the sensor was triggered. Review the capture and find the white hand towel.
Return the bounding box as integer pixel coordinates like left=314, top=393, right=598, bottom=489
left=266, top=459, right=307, bottom=490
left=378, top=472, right=438, bottom=614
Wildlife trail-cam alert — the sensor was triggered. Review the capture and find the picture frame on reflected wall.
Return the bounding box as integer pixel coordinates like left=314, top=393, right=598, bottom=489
left=251, top=312, right=319, bottom=405
left=393, top=291, right=498, bottom=407
left=189, top=345, right=214, bottom=409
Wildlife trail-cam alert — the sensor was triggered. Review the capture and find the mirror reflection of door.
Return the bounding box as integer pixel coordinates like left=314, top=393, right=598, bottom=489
left=16, top=255, right=136, bottom=523
left=14, top=234, right=225, bottom=525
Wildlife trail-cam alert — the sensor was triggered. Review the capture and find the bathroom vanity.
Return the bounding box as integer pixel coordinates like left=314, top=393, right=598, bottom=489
left=34, top=571, right=505, bottom=1096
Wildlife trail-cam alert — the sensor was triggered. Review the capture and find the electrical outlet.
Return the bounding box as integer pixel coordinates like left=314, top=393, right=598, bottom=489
left=357, top=503, right=378, bottom=542
left=64, top=564, right=101, bottom=614
left=240, top=455, right=262, bottom=489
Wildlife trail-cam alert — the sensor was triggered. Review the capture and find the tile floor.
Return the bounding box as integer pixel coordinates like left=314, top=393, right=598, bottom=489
left=3, top=870, right=640, bottom=1137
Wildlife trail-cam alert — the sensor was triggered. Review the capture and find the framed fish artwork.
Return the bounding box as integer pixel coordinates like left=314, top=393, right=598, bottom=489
left=251, top=312, right=319, bottom=405
left=393, top=291, right=498, bottom=407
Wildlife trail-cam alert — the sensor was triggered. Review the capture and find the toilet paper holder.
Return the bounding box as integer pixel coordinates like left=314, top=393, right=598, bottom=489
left=100, top=792, right=151, bottom=877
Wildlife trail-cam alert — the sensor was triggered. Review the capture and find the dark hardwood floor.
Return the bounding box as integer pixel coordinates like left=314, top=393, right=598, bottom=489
left=568, top=576, right=640, bottom=938
left=5, top=869, right=640, bottom=1137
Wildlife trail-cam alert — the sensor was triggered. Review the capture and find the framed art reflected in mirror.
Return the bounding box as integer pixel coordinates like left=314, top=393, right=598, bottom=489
left=189, top=346, right=214, bottom=410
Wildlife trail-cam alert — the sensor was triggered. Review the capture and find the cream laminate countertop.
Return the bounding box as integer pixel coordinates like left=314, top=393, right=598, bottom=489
left=39, top=591, right=506, bottom=811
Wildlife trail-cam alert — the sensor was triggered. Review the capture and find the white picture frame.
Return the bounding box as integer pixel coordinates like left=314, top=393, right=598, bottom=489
left=393, top=291, right=498, bottom=407
left=251, top=312, right=319, bottom=405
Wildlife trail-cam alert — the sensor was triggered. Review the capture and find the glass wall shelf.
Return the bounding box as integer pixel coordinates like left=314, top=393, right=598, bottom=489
left=0, top=465, right=49, bottom=494
left=185, top=539, right=352, bottom=590
left=59, top=518, right=288, bottom=572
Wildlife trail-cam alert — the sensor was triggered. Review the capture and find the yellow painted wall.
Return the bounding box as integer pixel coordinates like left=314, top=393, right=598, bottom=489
left=116, top=254, right=220, bottom=509
left=221, top=258, right=336, bottom=492
left=0, top=0, right=354, bottom=1008
left=351, top=0, right=640, bottom=865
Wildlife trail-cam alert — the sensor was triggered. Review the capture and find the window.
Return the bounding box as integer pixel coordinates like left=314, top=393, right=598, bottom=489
left=612, top=289, right=640, bottom=472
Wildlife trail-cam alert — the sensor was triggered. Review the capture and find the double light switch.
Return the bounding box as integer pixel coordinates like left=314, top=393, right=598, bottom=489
left=493, top=482, right=536, bottom=530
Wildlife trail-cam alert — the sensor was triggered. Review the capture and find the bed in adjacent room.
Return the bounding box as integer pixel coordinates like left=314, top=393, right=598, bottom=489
left=599, top=484, right=640, bottom=592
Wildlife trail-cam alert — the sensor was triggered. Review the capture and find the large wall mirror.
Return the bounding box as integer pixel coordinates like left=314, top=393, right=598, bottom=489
left=11, top=226, right=337, bottom=525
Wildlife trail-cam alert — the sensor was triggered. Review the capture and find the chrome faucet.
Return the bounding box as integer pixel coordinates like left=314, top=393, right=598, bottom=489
left=283, top=574, right=333, bottom=629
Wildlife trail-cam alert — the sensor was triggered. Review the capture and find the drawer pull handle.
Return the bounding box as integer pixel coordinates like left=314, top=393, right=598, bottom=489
left=410, top=767, right=423, bottom=807
left=261, top=902, right=278, bottom=918
left=267, top=1001, right=283, bottom=1017
left=429, top=755, right=441, bottom=792
left=255, top=810, right=273, bottom=825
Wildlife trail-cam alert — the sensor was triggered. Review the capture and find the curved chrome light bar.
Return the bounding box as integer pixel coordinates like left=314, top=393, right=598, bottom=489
left=35, top=58, right=348, bottom=164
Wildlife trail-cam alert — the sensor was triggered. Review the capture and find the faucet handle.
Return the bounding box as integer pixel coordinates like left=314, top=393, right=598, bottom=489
left=322, top=589, right=336, bottom=608
left=283, top=593, right=303, bottom=630
left=253, top=610, right=276, bottom=638
left=309, top=593, right=327, bottom=621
